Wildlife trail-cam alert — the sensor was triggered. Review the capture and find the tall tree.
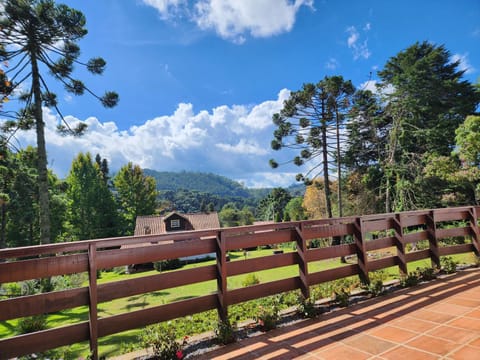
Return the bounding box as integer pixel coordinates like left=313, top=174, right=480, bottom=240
left=0, top=0, right=118, bottom=244
left=113, top=163, right=158, bottom=234
left=270, top=76, right=354, bottom=219
left=256, top=188, right=292, bottom=222
left=343, top=90, right=388, bottom=214
left=377, top=41, right=479, bottom=211
left=66, top=153, right=118, bottom=240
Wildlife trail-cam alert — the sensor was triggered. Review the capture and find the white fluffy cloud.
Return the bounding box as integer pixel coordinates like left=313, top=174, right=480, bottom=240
left=346, top=25, right=371, bottom=60
left=142, top=0, right=314, bottom=43
left=141, top=0, right=186, bottom=19
left=6, top=89, right=295, bottom=188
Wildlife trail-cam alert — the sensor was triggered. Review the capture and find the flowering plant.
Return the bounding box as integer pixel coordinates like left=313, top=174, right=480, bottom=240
left=139, top=323, right=188, bottom=360
left=255, top=301, right=279, bottom=331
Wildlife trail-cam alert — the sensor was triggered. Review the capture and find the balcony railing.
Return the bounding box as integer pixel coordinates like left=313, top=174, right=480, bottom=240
left=0, top=205, right=479, bottom=359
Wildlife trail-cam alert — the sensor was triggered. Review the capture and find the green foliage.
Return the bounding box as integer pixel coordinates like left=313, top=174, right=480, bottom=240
left=283, top=197, right=306, bottom=221
left=219, top=203, right=254, bottom=227
left=400, top=272, right=420, bottom=287
left=66, top=153, right=119, bottom=240
left=214, top=319, right=236, bottom=345
left=17, top=315, right=47, bottom=334
left=139, top=324, right=188, bottom=360
left=242, top=273, right=260, bottom=287
left=256, top=187, right=292, bottom=222
left=255, top=296, right=280, bottom=331
left=441, top=256, right=457, bottom=274
left=154, top=259, right=183, bottom=272
left=297, top=294, right=321, bottom=318
left=144, top=170, right=251, bottom=198
left=364, top=270, right=389, bottom=297
left=114, top=163, right=158, bottom=234
left=417, top=266, right=437, bottom=281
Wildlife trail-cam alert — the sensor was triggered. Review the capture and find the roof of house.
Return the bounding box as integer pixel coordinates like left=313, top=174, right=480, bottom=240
left=134, top=212, right=220, bottom=236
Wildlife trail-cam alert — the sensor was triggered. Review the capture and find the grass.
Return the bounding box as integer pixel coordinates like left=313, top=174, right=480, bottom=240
left=0, top=247, right=476, bottom=358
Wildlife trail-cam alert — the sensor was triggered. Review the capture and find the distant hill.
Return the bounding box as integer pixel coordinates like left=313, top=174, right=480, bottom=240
left=143, top=169, right=252, bottom=198
left=143, top=169, right=305, bottom=214
left=144, top=169, right=305, bottom=199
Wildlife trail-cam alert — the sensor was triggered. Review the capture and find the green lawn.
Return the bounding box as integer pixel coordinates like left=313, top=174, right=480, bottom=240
left=0, top=247, right=476, bottom=358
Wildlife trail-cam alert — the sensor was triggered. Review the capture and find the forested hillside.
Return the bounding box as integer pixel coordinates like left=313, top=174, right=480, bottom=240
left=144, top=169, right=304, bottom=214
left=144, top=169, right=251, bottom=197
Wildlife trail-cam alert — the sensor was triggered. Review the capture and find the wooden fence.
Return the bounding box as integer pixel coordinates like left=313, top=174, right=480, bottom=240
left=0, top=206, right=479, bottom=359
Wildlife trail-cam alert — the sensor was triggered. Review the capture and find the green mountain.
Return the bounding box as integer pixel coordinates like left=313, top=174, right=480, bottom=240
left=143, top=169, right=252, bottom=198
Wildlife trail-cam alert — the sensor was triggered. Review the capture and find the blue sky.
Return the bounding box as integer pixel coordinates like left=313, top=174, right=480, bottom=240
left=7, top=0, right=480, bottom=188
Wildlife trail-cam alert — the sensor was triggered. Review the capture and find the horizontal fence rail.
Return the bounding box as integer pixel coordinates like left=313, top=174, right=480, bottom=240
left=0, top=206, right=479, bottom=359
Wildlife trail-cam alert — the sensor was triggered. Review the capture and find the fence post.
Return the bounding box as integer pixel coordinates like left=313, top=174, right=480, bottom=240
left=295, top=224, right=310, bottom=299
left=426, top=210, right=441, bottom=269
left=393, top=213, right=408, bottom=276
left=354, top=217, right=369, bottom=284
left=88, top=244, right=98, bottom=360
left=216, top=231, right=228, bottom=322
left=469, top=206, right=480, bottom=256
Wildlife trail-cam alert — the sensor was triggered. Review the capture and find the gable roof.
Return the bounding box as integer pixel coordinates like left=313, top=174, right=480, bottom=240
left=134, top=212, right=220, bottom=236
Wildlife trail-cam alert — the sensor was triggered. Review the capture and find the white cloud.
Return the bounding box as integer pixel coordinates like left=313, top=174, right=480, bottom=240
left=141, top=0, right=187, bottom=19
left=142, top=0, right=314, bottom=43
left=359, top=79, right=377, bottom=92
left=3, top=89, right=298, bottom=188
left=325, top=57, right=339, bottom=70
left=216, top=139, right=268, bottom=155
left=346, top=25, right=371, bottom=60
left=451, top=53, right=476, bottom=75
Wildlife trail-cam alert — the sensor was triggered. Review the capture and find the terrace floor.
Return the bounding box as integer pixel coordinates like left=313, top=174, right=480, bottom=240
left=194, top=268, right=480, bottom=360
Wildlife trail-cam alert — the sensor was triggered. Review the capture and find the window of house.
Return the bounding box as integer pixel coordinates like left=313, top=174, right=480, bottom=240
left=171, top=219, right=180, bottom=228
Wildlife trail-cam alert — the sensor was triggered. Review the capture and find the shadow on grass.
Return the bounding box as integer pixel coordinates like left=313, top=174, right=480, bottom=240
left=99, top=330, right=143, bottom=358
left=171, top=295, right=196, bottom=302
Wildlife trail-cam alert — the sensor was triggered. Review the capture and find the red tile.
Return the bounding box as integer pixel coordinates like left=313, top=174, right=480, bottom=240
left=447, top=297, right=480, bottom=308
left=392, top=317, right=438, bottom=333
left=449, top=317, right=480, bottom=331
left=449, top=345, right=480, bottom=360
left=406, top=335, right=458, bottom=356
left=468, top=336, right=480, bottom=348
left=426, top=302, right=471, bottom=316
left=410, top=309, right=457, bottom=324
left=382, top=345, right=440, bottom=360
left=368, top=325, right=418, bottom=343
left=315, top=343, right=370, bottom=360
left=465, top=309, right=480, bottom=319
left=427, top=325, right=478, bottom=344
left=343, top=334, right=396, bottom=355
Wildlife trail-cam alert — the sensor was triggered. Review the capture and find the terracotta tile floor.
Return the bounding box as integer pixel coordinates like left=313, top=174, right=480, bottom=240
left=196, top=269, right=480, bottom=360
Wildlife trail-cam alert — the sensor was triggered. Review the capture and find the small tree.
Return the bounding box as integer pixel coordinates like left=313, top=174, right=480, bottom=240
left=114, top=163, right=158, bottom=234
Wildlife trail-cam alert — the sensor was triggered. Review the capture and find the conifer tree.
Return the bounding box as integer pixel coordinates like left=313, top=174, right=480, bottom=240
left=0, top=0, right=118, bottom=243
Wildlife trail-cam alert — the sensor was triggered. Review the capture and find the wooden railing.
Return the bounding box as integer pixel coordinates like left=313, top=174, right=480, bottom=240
left=0, top=206, right=479, bottom=359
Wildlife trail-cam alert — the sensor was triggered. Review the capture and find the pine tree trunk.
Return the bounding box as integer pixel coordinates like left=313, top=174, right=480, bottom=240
left=31, top=53, right=51, bottom=244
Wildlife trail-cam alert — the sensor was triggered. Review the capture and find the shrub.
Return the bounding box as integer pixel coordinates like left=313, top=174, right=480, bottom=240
left=400, top=272, right=420, bottom=287
left=17, top=315, right=47, bottom=334
left=139, top=324, right=188, bottom=360
left=417, top=266, right=437, bottom=281
left=154, top=259, right=183, bottom=272
left=441, top=256, right=457, bottom=274
left=364, top=270, right=388, bottom=297
left=242, top=273, right=260, bottom=287
left=297, top=295, right=320, bottom=318
left=214, top=319, right=236, bottom=345
left=333, top=288, right=350, bottom=307
left=255, top=296, right=280, bottom=331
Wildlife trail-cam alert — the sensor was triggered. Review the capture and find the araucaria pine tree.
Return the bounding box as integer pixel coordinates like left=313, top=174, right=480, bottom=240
left=0, top=0, right=118, bottom=244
